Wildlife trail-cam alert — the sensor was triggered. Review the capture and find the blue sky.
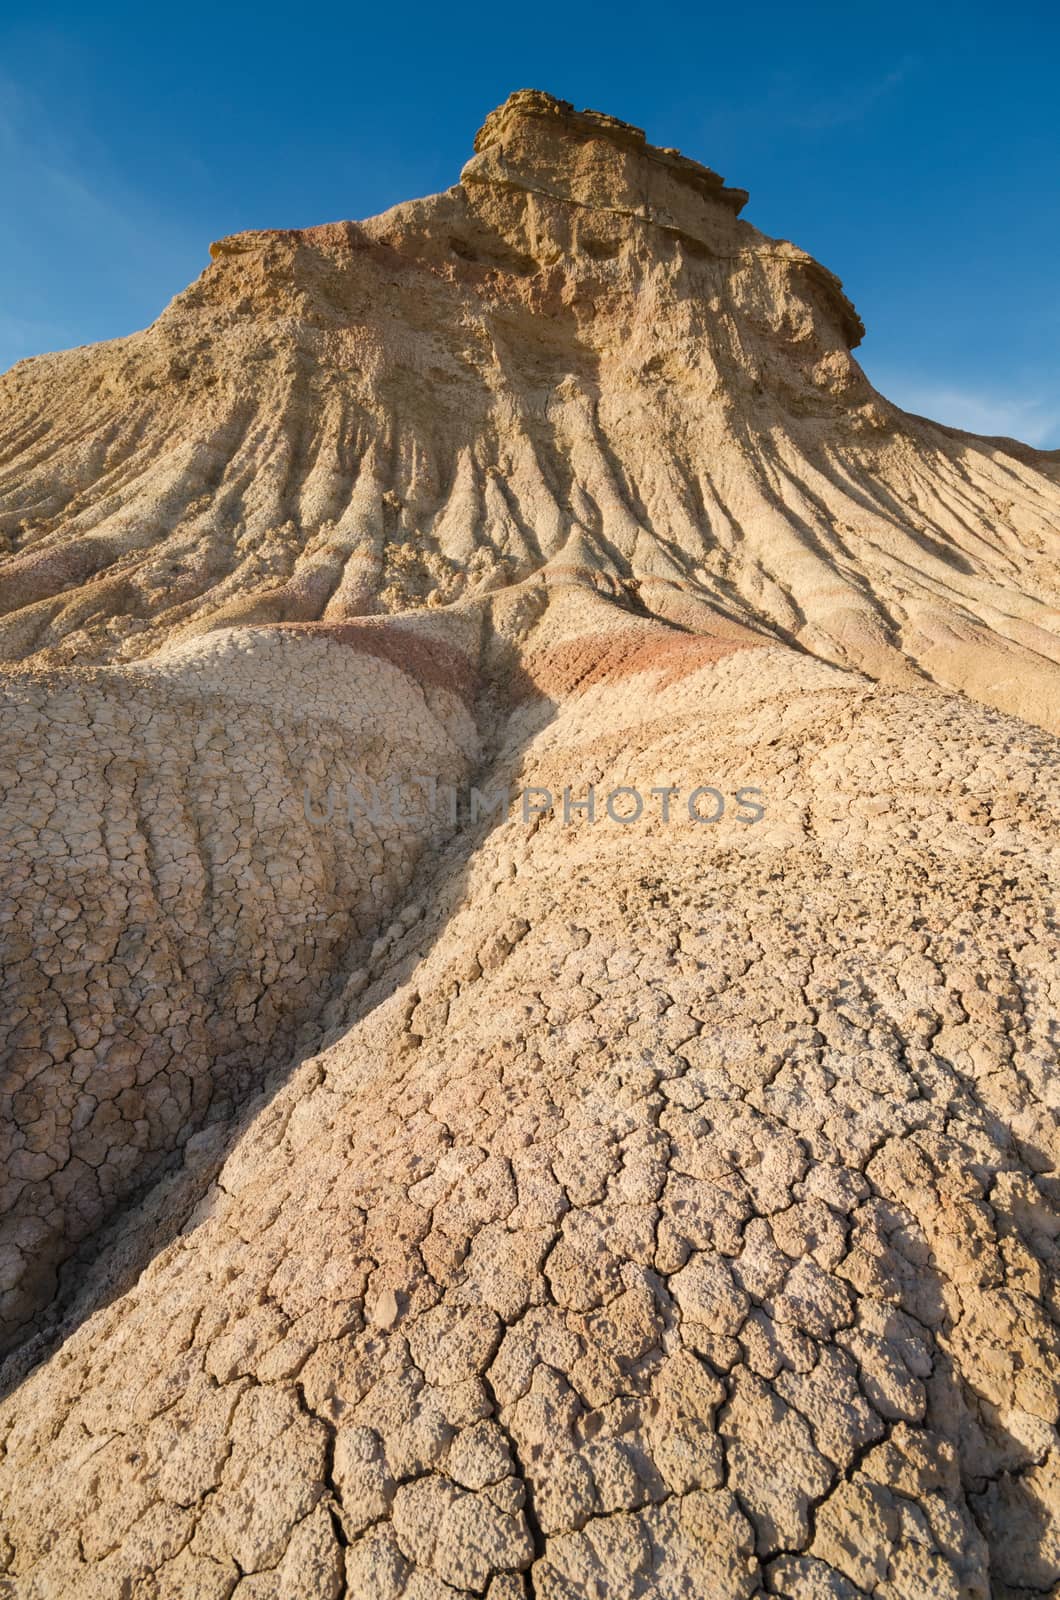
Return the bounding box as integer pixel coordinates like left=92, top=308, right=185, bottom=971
left=2, top=0, right=1058, bottom=445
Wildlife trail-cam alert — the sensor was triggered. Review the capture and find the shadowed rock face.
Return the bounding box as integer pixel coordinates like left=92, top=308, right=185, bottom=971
left=0, top=627, right=477, bottom=1344
left=1, top=91, right=1059, bottom=1598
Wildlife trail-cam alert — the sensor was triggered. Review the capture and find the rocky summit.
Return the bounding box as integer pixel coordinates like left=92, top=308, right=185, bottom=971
left=0, top=89, right=1058, bottom=1599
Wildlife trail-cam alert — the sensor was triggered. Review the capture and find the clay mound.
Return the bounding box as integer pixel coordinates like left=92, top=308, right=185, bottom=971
left=1, top=89, right=1059, bottom=729
left=1, top=90, right=1059, bottom=1599
left=0, top=625, right=476, bottom=1345
left=1, top=600, right=1058, bottom=1598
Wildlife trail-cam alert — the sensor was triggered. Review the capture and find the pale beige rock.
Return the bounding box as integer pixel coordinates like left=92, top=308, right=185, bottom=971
left=0, top=88, right=1058, bottom=1600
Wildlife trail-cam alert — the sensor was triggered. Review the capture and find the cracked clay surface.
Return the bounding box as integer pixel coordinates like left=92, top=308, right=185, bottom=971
left=1, top=88, right=1059, bottom=1600
left=1, top=597, right=1058, bottom=1597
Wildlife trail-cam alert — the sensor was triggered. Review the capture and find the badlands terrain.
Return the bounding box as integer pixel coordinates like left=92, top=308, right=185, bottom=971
left=0, top=89, right=1059, bottom=1598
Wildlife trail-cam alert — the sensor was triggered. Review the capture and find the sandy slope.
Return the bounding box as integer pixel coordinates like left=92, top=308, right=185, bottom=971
left=1, top=91, right=1059, bottom=1598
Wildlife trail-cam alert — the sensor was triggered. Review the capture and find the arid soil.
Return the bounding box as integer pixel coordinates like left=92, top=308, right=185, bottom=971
left=0, top=91, right=1058, bottom=1598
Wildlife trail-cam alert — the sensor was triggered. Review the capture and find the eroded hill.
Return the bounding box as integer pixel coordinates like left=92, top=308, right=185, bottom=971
left=0, top=91, right=1058, bottom=1599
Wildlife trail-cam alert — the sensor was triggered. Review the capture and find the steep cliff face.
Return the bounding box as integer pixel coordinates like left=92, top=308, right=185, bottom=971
left=0, top=93, right=1058, bottom=1599
left=1, top=89, right=1058, bottom=726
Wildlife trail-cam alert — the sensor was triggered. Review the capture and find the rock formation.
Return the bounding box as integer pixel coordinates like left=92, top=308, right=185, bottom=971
left=0, top=90, right=1058, bottom=1598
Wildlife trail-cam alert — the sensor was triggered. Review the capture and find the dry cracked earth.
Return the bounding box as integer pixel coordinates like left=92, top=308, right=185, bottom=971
left=0, top=91, right=1059, bottom=1599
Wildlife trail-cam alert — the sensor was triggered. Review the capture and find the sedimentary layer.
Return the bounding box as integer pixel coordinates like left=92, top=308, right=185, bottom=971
left=1, top=90, right=1058, bottom=1598
left=0, top=91, right=1058, bottom=727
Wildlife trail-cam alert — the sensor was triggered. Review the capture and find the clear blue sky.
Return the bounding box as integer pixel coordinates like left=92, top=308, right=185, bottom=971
left=2, top=0, right=1058, bottom=444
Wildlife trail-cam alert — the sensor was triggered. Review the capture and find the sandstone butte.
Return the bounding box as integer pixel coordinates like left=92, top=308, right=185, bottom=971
left=0, top=87, right=1059, bottom=1599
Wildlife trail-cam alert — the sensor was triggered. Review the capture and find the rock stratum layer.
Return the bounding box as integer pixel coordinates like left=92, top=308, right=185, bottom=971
left=0, top=91, right=1058, bottom=1599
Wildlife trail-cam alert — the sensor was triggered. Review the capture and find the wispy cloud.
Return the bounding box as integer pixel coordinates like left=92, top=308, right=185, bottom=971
left=875, top=376, right=1060, bottom=448
left=698, top=55, right=920, bottom=144
left=0, top=69, right=201, bottom=371
left=789, top=60, right=917, bottom=132
left=0, top=74, right=131, bottom=249
left=0, top=312, right=78, bottom=367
